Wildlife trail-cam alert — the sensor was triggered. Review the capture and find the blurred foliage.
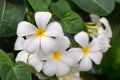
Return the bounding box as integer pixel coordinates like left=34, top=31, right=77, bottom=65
left=0, top=0, right=120, bottom=80
left=99, top=3, right=120, bottom=80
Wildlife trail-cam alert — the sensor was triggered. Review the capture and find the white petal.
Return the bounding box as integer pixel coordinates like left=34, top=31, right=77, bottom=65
left=56, top=61, right=70, bottom=76
left=17, top=21, right=36, bottom=36
left=89, top=14, right=101, bottom=25
left=79, top=57, right=92, bottom=71
left=69, top=48, right=83, bottom=62
left=98, top=27, right=104, bottom=34
left=35, top=12, right=52, bottom=28
left=28, top=54, right=44, bottom=72
left=60, top=51, right=75, bottom=66
left=15, top=51, right=29, bottom=63
left=88, top=38, right=100, bottom=51
left=71, top=72, right=81, bottom=80
left=23, top=36, right=40, bottom=53
left=41, top=36, right=56, bottom=55
left=43, top=60, right=57, bottom=76
left=101, top=47, right=109, bottom=53
left=97, top=34, right=110, bottom=52
left=56, top=36, right=70, bottom=52
left=45, top=22, right=64, bottom=37
left=14, top=37, right=25, bottom=50
left=37, top=49, right=52, bottom=60
left=74, top=31, right=89, bottom=47
left=88, top=52, right=103, bottom=65
left=100, top=17, right=112, bottom=38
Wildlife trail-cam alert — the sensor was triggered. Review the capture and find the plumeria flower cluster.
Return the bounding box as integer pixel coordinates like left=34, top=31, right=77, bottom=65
left=71, top=14, right=112, bottom=71
left=14, top=11, right=78, bottom=79
left=89, top=14, right=112, bottom=52
left=14, top=12, right=112, bottom=80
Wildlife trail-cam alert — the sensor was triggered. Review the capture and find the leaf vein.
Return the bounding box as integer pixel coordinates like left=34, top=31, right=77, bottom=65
left=0, top=0, right=6, bottom=26
left=92, top=0, right=109, bottom=13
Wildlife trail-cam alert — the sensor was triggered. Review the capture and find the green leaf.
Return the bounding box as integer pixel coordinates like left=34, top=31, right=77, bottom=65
left=28, top=0, right=51, bottom=11
left=0, top=49, right=13, bottom=67
left=72, top=0, right=115, bottom=16
left=0, top=62, right=32, bottom=80
left=0, top=50, right=31, bottom=80
left=60, top=11, right=87, bottom=34
left=8, top=53, right=14, bottom=62
left=0, top=64, right=11, bottom=80
left=116, top=0, right=120, bottom=3
left=0, top=0, right=26, bottom=37
left=50, top=0, right=71, bottom=18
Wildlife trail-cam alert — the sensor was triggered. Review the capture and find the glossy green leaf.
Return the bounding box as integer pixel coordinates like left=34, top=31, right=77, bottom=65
left=28, top=0, right=51, bottom=11
left=72, top=0, right=115, bottom=16
left=60, top=11, right=86, bottom=34
left=0, top=62, right=32, bottom=80
left=0, top=0, right=26, bottom=37
left=50, top=0, right=71, bottom=18
left=0, top=49, right=13, bottom=67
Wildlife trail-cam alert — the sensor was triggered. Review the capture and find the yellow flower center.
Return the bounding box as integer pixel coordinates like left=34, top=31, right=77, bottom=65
left=53, top=51, right=61, bottom=60
left=35, top=27, right=45, bottom=37
left=82, top=47, right=89, bottom=55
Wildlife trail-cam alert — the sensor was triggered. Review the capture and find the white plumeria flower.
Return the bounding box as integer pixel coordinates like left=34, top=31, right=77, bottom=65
left=58, top=64, right=81, bottom=80
left=70, top=31, right=103, bottom=71
left=90, top=14, right=101, bottom=27
left=14, top=36, right=50, bottom=60
left=99, top=17, right=112, bottom=38
left=14, top=37, right=25, bottom=50
left=43, top=36, right=75, bottom=77
left=15, top=38, right=46, bottom=79
left=90, top=14, right=112, bottom=52
left=90, top=14, right=112, bottom=38
left=15, top=50, right=44, bottom=72
left=97, top=17, right=112, bottom=52
left=97, top=30, right=111, bottom=52
left=17, top=12, right=64, bottom=54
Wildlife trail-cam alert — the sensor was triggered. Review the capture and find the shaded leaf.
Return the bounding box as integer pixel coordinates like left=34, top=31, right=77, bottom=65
left=0, top=62, right=32, bottom=80
left=72, top=0, right=115, bottom=16
left=0, top=0, right=26, bottom=37
left=28, top=0, right=51, bottom=11
left=0, top=64, right=11, bottom=80
left=60, top=11, right=86, bottom=34
left=0, top=49, right=13, bottom=67
left=50, top=0, right=71, bottom=18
